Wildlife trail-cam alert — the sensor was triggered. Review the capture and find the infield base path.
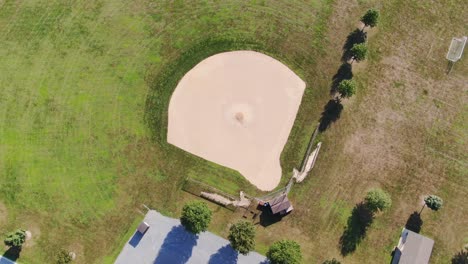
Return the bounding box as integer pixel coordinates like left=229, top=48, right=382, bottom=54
left=168, top=51, right=306, bottom=191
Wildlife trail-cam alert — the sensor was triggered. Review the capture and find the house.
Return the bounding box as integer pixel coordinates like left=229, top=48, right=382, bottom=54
left=260, top=194, right=293, bottom=215
left=392, top=228, right=434, bottom=264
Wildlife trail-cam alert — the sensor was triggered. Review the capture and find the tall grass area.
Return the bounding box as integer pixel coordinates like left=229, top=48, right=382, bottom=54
left=0, top=1, right=333, bottom=263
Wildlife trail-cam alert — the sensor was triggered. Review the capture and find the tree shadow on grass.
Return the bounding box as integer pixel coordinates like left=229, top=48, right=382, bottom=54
left=208, top=245, right=238, bottom=264
left=319, top=98, right=343, bottom=132
left=259, top=211, right=284, bottom=227
left=405, top=211, right=423, bottom=233
left=330, top=63, right=353, bottom=95
left=256, top=204, right=284, bottom=227
left=2, top=246, right=21, bottom=262
left=339, top=202, right=374, bottom=256
left=451, top=250, right=468, bottom=264
left=341, top=29, right=367, bottom=62
left=153, top=225, right=198, bottom=264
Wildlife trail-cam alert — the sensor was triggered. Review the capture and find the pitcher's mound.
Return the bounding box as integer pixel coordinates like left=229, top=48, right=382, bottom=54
left=168, top=51, right=305, bottom=191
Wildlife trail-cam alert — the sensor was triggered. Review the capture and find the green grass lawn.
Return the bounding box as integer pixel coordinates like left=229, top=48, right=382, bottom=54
left=0, top=1, right=329, bottom=262
left=0, top=0, right=466, bottom=263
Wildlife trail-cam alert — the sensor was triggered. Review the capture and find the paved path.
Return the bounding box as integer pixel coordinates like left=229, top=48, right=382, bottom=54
left=115, top=210, right=268, bottom=264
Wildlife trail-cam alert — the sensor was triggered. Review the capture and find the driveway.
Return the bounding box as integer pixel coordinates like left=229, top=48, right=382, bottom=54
left=115, top=210, right=268, bottom=264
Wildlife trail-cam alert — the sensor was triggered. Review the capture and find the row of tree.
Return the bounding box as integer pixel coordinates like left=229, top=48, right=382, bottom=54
left=180, top=200, right=302, bottom=264
left=336, top=9, right=379, bottom=99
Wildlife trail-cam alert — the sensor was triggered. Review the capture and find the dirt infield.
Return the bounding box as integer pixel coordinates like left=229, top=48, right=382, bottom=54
left=168, top=51, right=305, bottom=191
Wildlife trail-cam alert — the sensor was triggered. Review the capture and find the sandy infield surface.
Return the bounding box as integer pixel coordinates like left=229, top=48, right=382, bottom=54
left=168, top=51, right=305, bottom=191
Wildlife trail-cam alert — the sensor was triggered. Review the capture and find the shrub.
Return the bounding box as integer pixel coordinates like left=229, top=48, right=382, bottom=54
left=228, top=221, right=255, bottom=255
left=4, top=229, right=26, bottom=248
left=424, top=195, right=443, bottom=211
left=56, top=249, right=73, bottom=264
left=351, top=43, right=368, bottom=62
left=365, top=188, right=392, bottom=212
left=361, top=9, right=380, bottom=28
left=337, top=79, right=356, bottom=98
left=180, top=201, right=212, bottom=234
left=267, top=240, right=302, bottom=264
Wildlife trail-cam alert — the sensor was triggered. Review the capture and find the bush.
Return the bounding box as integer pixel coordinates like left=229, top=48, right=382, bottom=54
left=56, top=249, right=73, bottom=264
left=365, top=188, right=392, bottom=212
left=337, top=79, right=356, bottom=98
left=228, top=221, right=256, bottom=255
left=361, top=9, right=380, bottom=28
left=424, top=195, right=443, bottom=211
left=266, top=240, right=302, bottom=264
left=351, top=43, right=368, bottom=62
left=4, top=229, right=26, bottom=248
left=180, top=201, right=212, bottom=234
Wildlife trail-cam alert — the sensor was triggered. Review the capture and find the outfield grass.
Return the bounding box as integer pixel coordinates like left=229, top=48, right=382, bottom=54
left=0, top=0, right=466, bottom=263
left=0, top=1, right=328, bottom=263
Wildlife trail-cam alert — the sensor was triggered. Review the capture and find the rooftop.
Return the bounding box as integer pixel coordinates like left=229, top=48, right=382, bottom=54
left=392, top=228, right=434, bottom=264
left=268, top=194, right=293, bottom=215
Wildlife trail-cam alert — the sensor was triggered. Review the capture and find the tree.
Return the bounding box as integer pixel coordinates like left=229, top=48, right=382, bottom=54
left=361, top=9, right=380, bottom=29
left=4, top=229, right=26, bottom=248
left=364, top=188, right=392, bottom=213
left=337, top=79, right=356, bottom=98
left=56, top=249, right=73, bottom=264
left=180, top=201, right=212, bottom=234
left=267, top=240, right=302, bottom=264
left=323, top=259, right=341, bottom=264
left=424, top=195, right=443, bottom=211
left=350, top=43, right=368, bottom=62
left=228, top=221, right=255, bottom=255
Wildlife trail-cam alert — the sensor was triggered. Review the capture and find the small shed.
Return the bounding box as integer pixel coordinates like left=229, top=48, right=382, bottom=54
left=261, top=194, right=293, bottom=215
left=392, top=228, right=434, bottom=264
left=137, top=222, right=150, bottom=234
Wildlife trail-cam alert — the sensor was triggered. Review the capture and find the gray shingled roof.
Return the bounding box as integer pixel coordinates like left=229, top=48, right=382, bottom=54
left=392, top=229, right=434, bottom=264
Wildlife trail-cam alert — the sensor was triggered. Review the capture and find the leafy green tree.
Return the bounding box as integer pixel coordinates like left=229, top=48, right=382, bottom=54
left=323, top=258, right=341, bottom=264
left=361, top=9, right=380, bottom=29
left=364, top=188, right=392, bottom=212
left=337, top=79, right=356, bottom=98
left=4, top=229, right=26, bottom=248
left=424, top=195, right=443, bottom=211
left=267, top=240, right=302, bottom=264
left=180, top=201, right=212, bottom=234
left=56, top=249, right=73, bottom=264
left=351, top=43, right=368, bottom=62
left=228, top=221, right=256, bottom=255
